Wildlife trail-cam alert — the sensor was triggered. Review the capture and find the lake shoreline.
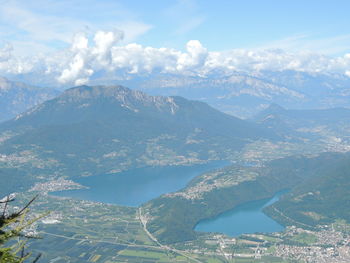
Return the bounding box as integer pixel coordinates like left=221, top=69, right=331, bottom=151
left=194, top=190, right=288, bottom=237
left=50, top=160, right=229, bottom=207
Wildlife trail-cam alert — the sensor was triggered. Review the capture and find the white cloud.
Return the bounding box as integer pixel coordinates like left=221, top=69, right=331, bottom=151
left=57, top=33, right=92, bottom=85
left=71, top=33, right=89, bottom=51
left=1, top=29, right=350, bottom=86
left=58, top=53, right=92, bottom=85
left=57, top=30, right=124, bottom=85
left=177, top=40, right=207, bottom=71
left=110, top=43, right=181, bottom=74
left=0, top=0, right=152, bottom=56
left=56, top=37, right=350, bottom=84
left=92, top=30, right=124, bottom=66
left=0, top=42, right=36, bottom=74
left=0, top=43, right=12, bottom=62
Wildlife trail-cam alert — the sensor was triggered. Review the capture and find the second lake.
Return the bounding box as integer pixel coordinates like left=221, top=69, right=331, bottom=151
left=195, top=191, right=286, bottom=237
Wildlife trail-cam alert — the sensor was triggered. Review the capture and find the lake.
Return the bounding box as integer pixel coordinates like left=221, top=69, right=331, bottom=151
left=52, top=161, right=227, bottom=207
left=195, top=191, right=286, bottom=237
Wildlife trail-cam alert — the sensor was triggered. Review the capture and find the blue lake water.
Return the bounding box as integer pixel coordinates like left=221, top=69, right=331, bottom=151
left=52, top=161, right=227, bottom=207
left=195, top=191, right=286, bottom=237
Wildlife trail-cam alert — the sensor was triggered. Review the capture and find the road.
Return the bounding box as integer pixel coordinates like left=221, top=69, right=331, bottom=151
left=138, top=207, right=203, bottom=263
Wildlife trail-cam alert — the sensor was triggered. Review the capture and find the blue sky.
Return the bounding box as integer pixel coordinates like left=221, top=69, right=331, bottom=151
left=1, top=0, right=350, bottom=55
left=0, top=0, right=350, bottom=85
left=135, top=0, right=350, bottom=54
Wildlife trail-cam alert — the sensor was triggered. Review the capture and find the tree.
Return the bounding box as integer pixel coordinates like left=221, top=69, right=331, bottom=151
left=0, top=194, right=47, bottom=263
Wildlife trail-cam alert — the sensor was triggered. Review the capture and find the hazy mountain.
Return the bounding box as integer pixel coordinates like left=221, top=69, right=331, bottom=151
left=100, top=70, right=350, bottom=118
left=113, top=72, right=307, bottom=118
left=6, top=70, right=350, bottom=119
left=0, top=85, right=277, bottom=181
left=252, top=103, right=350, bottom=141
left=254, top=103, right=350, bottom=127
left=0, top=76, right=60, bottom=123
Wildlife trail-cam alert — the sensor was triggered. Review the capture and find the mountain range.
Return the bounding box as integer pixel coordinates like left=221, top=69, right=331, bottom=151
left=0, top=84, right=276, bottom=194
left=0, top=80, right=350, bottom=246
left=110, top=70, right=350, bottom=118
left=2, top=70, right=350, bottom=120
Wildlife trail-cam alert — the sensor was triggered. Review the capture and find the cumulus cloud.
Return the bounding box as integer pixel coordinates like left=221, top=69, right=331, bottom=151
left=0, top=43, right=36, bottom=74
left=58, top=31, right=350, bottom=85
left=58, top=53, right=92, bottom=85
left=71, top=33, right=89, bottom=51
left=202, top=49, right=350, bottom=76
left=176, top=40, right=208, bottom=71
left=58, top=30, right=124, bottom=85
left=57, top=33, right=91, bottom=85
left=92, top=30, right=124, bottom=66
left=1, top=29, right=350, bottom=86
left=57, top=32, right=210, bottom=84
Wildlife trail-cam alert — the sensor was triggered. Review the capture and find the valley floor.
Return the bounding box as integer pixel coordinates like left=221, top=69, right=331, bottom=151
left=8, top=191, right=349, bottom=263
left=3, top=131, right=350, bottom=262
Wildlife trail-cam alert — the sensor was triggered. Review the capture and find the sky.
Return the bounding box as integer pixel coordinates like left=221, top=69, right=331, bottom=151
left=0, top=0, right=350, bottom=86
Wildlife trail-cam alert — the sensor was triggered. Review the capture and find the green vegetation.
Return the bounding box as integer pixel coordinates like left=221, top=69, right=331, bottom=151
left=0, top=85, right=277, bottom=195
left=143, top=156, right=307, bottom=244
left=10, top=193, right=227, bottom=263
left=266, top=152, right=350, bottom=227
left=2, top=86, right=350, bottom=262
left=0, top=195, right=46, bottom=263
left=142, top=152, right=350, bottom=244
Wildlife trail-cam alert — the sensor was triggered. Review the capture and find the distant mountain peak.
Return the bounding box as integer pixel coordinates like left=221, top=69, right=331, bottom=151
left=12, top=85, right=187, bottom=123
left=62, top=85, right=137, bottom=99
left=59, top=85, right=180, bottom=115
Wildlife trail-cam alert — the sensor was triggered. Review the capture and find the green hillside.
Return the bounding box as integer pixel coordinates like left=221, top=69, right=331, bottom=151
left=0, top=85, right=277, bottom=194
left=266, top=152, right=350, bottom=227
left=144, top=152, right=350, bottom=244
